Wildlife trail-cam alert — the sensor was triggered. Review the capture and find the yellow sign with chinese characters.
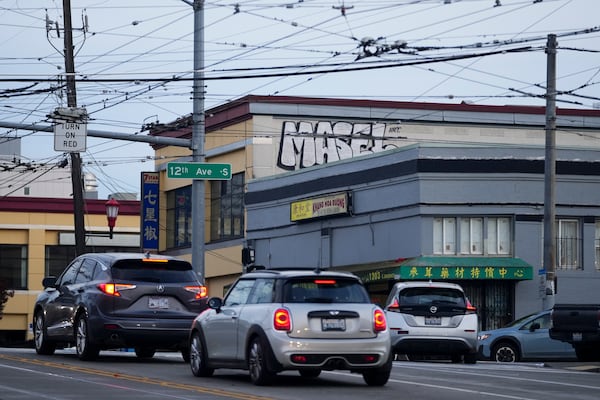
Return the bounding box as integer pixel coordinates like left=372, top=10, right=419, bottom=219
left=290, top=192, right=350, bottom=222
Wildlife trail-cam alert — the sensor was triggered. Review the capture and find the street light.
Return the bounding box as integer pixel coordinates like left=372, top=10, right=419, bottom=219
left=105, top=197, right=120, bottom=239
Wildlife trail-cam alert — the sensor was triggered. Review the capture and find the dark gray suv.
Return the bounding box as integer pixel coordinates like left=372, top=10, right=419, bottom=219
left=33, top=252, right=207, bottom=361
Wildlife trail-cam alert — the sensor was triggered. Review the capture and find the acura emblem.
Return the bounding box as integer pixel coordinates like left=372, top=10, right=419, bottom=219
left=156, top=284, right=165, bottom=293
left=429, top=305, right=438, bottom=314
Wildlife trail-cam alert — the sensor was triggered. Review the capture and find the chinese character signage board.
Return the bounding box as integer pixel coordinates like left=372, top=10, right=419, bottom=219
left=357, top=264, right=533, bottom=284
left=141, top=172, right=159, bottom=252
left=290, top=192, right=351, bottom=222
left=399, top=265, right=532, bottom=280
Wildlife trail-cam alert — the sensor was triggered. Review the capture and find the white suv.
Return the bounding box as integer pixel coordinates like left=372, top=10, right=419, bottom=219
left=188, top=268, right=393, bottom=386
left=384, top=281, right=478, bottom=364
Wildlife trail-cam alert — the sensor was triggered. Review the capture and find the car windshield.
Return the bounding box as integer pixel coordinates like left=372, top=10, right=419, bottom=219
left=111, top=259, right=198, bottom=283
left=284, top=278, right=370, bottom=303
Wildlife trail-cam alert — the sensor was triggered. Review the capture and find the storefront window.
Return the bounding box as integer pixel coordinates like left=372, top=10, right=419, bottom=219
left=166, top=186, right=192, bottom=248
left=434, top=217, right=512, bottom=256
left=0, top=245, right=27, bottom=290
left=556, top=219, right=580, bottom=270
left=45, top=245, right=140, bottom=277
left=210, top=172, right=244, bottom=241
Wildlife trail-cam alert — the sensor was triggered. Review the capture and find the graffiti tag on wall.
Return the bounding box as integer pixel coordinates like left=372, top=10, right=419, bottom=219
left=277, top=120, right=402, bottom=170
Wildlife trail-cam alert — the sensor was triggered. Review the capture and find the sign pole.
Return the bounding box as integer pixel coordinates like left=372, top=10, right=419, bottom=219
left=63, top=0, right=86, bottom=256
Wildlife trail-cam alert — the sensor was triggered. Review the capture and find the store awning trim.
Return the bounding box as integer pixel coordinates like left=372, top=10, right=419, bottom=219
left=353, top=256, right=534, bottom=283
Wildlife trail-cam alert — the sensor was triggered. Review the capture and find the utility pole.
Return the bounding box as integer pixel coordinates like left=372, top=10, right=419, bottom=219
left=543, top=34, right=557, bottom=310
left=62, top=0, right=86, bottom=256
left=182, top=0, right=206, bottom=282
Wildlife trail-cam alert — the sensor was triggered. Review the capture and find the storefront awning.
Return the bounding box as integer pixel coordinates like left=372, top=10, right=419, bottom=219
left=350, top=256, right=534, bottom=284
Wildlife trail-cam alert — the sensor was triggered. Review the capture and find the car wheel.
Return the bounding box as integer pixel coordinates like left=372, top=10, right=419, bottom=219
left=493, top=342, right=519, bottom=363
left=189, top=331, right=214, bottom=377
left=33, top=311, right=56, bottom=355
left=134, top=347, right=156, bottom=359
left=75, top=315, right=99, bottom=361
left=299, top=369, right=321, bottom=378
left=464, top=352, right=478, bottom=364
left=248, top=336, right=275, bottom=386
left=362, top=353, right=392, bottom=386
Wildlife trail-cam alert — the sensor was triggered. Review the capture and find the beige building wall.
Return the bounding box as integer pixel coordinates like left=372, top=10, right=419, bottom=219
left=0, top=205, right=140, bottom=342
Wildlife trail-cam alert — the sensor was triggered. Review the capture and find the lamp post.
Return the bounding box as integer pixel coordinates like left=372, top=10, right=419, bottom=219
left=105, top=198, right=120, bottom=239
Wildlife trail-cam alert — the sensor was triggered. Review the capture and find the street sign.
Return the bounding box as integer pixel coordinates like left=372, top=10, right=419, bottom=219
left=54, top=122, right=87, bottom=152
left=166, top=162, right=232, bottom=180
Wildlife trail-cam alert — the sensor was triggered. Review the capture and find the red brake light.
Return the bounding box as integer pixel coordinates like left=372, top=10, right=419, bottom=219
left=374, top=309, right=387, bottom=332
left=274, top=308, right=291, bottom=331
left=98, top=283, right=136, bottom=296
left=387, top=297, right=400, bottom=310
left=185, top=285, right=208, bottom=299
left=466, top=299, right=477, bottom=314
left=314, top=279, right=336, bottom=285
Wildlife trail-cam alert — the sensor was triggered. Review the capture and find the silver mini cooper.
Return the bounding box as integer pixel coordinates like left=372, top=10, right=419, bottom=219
left=188, top=268, right=392, bottom=386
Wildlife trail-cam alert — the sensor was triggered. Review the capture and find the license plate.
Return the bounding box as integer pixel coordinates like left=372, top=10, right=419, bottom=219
left=148, top=297, right=169, bottom=309
left=425, top=316, right=442, bottom=325
left=572, top=332, right=583, bottom=341
left=322, top=318, right=346, bottom=331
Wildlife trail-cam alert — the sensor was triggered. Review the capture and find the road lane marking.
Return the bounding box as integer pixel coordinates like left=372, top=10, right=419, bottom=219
left=0, top=354, right=273, bottom=400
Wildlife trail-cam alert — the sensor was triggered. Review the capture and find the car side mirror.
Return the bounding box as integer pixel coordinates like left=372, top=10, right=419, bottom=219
left=42, top=276, right=57, bottom=289
left=529, top=322, right=541, bottom=332
left=207, top=297, right=223, bottom=312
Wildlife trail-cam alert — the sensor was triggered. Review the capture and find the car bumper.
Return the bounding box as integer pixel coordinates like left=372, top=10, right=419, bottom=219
left=268, top=331, right=392, bottom=370
left=391, top=334, right=479, bottom=355
left=88, top=315, right=194, bottom=349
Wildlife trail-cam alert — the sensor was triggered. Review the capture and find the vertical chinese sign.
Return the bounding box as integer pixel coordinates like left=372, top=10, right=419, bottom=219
left=141, top=172, right=159, bottom=252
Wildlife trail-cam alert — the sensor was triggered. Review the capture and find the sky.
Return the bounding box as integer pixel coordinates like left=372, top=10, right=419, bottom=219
left=0, top=0, right=599, bottom=199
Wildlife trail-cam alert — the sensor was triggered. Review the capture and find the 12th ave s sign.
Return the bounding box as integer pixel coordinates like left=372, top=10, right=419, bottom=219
left=166, top=162, right=232, bottom=180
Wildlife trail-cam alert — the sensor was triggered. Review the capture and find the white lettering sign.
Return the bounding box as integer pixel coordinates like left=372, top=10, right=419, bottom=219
left=54, top=122, right=87, bottom=152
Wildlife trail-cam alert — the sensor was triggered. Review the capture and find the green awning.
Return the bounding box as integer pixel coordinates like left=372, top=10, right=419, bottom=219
left=353, top=256, right=534, bottom=284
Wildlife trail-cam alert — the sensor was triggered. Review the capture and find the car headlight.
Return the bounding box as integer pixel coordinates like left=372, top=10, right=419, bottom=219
left=478, top=333, right=491, bottom=341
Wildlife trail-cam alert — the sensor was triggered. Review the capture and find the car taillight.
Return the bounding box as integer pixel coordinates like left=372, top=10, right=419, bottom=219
left=185, top=285, right=208, bottom=299
left=98, top=283, right=136, bottom=296
left=373, top=308, right=387, bottom=332
left=466, top=299, right=477, bottom=314
left=274, top=308, right=291, bottom=331
left=387, top=297, right=400, bottom=311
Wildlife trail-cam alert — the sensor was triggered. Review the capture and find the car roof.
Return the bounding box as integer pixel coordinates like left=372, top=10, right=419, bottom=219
left=77, top=252, right=188, bottom=264
left=391, top=281, right=465, bottom=291
left=240, top=268, right=361, bottom=281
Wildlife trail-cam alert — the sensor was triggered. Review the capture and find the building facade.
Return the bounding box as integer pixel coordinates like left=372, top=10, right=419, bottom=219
left=150, top=95, right=600, bottom=326
left=244, top=144, right=600, bottom=330
left=0, top=197, right=141, bottom=344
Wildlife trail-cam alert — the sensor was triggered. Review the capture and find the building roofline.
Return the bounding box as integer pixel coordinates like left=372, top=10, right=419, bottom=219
left=149, top=95, right=600, bottom=145
left=0, top=196, right=140, bottom=215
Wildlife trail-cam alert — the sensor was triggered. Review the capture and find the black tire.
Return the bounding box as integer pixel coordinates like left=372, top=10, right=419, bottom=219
left=134, top=347, right=156, bottom=359
left=450, top=354, right=462, bottom=363
left=33, top=311, right=56, bottom=355
left=75, top=315, right=99, bottom=361
left=362, top=353, right=392, bottom=386
left=247, top=336, right=275, bottom=386
left=189, top=331, right=214, bottom=377
left=299, top=369, right=321, bottom=378
left=464, top=352, right=478, bottom=364
left=492, top=342, right=519, bottom=363
left=574, top=345, right=599, bottom=362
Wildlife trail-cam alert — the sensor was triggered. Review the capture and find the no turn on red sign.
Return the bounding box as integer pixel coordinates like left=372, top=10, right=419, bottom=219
left=54, top=122, right=87, bottom=152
